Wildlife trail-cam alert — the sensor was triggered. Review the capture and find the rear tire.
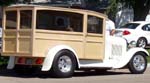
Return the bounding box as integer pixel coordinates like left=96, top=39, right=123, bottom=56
left=50, top=50, right=76, bottom=78
left=128, top=52, right=147, bottom=74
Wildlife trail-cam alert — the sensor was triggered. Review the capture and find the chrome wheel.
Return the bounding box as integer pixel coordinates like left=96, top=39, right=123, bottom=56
left=128, top=52, right=147, bottom=74
left=58, top=55, right=72, bottom=73
left=132, top=55, right=146, bottom=71
left=51, top=50, right=76, bottom=78
left=137, top=38, right=147, bottom=48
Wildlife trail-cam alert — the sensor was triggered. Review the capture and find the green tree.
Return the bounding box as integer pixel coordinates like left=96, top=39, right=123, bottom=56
left=106, top=0, right=118, bottom=20
left=0, top=0, right=15, bottom=6
left=108, top=0, right=150, bottom=21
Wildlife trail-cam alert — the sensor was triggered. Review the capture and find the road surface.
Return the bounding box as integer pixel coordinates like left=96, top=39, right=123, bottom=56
left=0, top=66, right=150, bottom=83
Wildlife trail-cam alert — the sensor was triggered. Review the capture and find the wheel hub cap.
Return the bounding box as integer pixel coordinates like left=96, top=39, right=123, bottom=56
left=58, top=55, right=72, bottom=73
left=133, top=55, right=145, bottom=71
left=138, top=40, right=146, bottom=48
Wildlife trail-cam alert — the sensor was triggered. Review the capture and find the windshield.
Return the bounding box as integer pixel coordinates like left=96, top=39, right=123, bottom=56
left=120, top=23, right=140, bottom=29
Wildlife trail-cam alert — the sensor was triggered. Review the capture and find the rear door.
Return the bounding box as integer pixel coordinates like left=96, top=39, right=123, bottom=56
left=2, top=9, right=33, bottom=56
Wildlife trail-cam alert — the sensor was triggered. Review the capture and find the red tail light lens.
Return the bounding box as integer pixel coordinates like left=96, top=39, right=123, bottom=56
left=17, top=57, right=25, bottom=64
left=123, top=30, right=131, bottom=35
left=35, top=58, right=43, bottom=64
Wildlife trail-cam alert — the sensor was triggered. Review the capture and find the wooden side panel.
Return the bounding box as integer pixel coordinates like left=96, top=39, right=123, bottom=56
left=4, top=38, right=16, bottom=52
left=33, top=31, right=84, bottom=58
left=18, top=30, right=32, bottom=53
left=2, top=30, right=32, bottom=56
left=3, top=30, right=17, bottom=53
left=85, top=34, right=105, bottom=60
left=18, top=38, right=31, bottom=53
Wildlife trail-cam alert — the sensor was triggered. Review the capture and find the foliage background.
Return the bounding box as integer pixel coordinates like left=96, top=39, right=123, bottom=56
left=107, top=0, right=150, bottom=21
left=0, top=0, right=150, bottom=66
left=0, top=0, right=15, bottom=6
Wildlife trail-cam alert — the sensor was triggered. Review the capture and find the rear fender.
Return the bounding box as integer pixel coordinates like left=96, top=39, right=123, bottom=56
left=41, top=45, right=80, bottom=71
left=113, top=48, right=149, bottom=68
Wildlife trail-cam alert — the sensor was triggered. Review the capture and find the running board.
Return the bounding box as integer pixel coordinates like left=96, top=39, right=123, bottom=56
left=79, top=59, right=118, bottom=69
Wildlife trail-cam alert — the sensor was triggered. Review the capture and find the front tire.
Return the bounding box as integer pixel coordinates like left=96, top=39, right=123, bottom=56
left=50, top=50, right=76, bottom=78
left=128, top=52, right=147, bottom=74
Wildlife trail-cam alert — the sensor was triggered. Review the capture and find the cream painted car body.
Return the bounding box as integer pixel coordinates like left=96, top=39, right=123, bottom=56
left=1, top=5, right=149, bottom=77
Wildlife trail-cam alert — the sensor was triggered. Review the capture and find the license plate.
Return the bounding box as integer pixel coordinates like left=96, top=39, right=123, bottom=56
left=26, top=58, right=32, bottom=65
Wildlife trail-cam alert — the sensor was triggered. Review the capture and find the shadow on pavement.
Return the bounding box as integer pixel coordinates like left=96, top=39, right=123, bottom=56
left=0, top=65, right=131, bottom=78
left=74, top=70, right=130, bottom=77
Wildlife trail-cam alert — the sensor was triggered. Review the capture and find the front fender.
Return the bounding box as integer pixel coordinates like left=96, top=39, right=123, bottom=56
left=113, top=48, right=149, bottom=68
left=41, top=45, right=80, bottom=71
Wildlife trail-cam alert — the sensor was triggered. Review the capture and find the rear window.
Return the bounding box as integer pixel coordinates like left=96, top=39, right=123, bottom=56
left=6, top=11, right=17, bottom=29
left=120, top=23, right=140, bottom=29
left=20, top=10, right=32, bottom=29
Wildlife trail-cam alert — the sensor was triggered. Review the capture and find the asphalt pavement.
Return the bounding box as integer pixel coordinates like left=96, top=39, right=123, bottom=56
left=0, top=64, right=150, bottom=83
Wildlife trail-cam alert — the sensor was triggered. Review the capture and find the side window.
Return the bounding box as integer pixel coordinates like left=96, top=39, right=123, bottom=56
left=142, top=24, right=150, bottom=31
left=87, top=15, right=103, bottom=34
left=36, top=10, right=83, bottom=32
left=6, top=11, right=17, bottom=29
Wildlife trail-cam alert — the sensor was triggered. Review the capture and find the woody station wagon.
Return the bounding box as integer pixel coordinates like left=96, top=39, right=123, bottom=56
left=1, top=5, right=149, bottom=78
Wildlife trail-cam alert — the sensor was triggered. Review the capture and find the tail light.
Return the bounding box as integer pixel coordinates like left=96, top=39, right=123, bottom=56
left=123, top=30, right=131, bottom=35
left=17, top=57, right=25, bottom=64
left=35, top=58, right=43, bottom=64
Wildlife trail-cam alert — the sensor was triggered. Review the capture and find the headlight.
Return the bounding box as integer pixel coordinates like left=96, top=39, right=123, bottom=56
left=128, top=41, right=136, bottom=48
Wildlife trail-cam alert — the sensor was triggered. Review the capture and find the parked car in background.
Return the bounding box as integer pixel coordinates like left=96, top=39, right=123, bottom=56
left=115, top=21, right=150, bottom=48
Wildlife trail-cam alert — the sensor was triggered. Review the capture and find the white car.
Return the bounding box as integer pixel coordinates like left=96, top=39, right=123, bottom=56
left=115, top=21, right=150, bottom=48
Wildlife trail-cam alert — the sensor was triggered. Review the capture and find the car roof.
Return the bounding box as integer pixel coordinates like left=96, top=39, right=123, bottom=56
left=129, top=21, right=150, bottom=24
left=118, top=21, right=149, bottom=29
left=7, top=4, right=107, bottom=18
